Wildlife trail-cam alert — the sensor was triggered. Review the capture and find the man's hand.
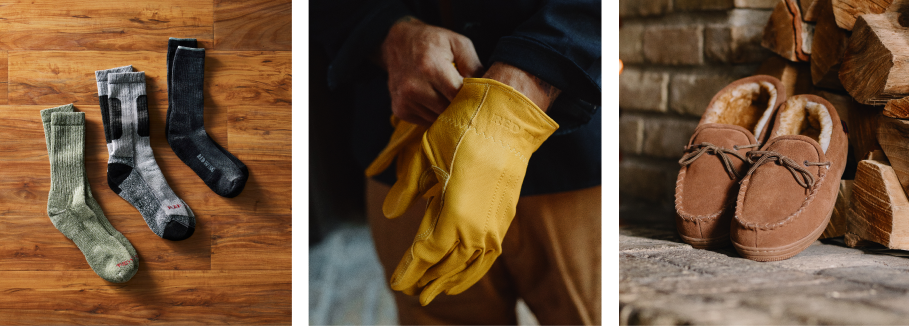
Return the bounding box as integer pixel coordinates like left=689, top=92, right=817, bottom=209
left=380, top=17, right=483, bottom=126
left=482, top=62, right=561, bottom=112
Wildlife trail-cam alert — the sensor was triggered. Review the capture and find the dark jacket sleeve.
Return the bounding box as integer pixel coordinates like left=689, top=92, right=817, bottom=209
left=488, top=0, right=601, bottom=132
left=311, top=0, right=413, bottom=90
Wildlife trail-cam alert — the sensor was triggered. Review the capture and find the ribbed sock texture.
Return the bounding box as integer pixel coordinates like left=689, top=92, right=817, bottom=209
left=43, top=110, right=138, bottom=283
left=167, top=44, right=249, bottom=197
left=40, top=103, right=139, bottom=263
left=98, top=69, right=196, bottom=241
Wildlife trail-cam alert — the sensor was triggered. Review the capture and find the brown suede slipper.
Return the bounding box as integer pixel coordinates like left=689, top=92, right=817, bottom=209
left=675, top=75, right=787, bottom=249
left=731, top=95, right=848, bottom=261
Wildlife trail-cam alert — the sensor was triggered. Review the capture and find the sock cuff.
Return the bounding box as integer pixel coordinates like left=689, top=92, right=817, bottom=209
left=40, top=104, right=75, bottom=123
left=109, top=72, right=146, bottom=84
left=176, top=46, right=206, bottom=58
left=51, top=112, right=85, bottom=126
left=95, top=66, right=134, bottom=81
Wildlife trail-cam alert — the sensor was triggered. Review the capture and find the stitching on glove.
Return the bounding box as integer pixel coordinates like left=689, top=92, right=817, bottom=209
left=437, top=115, right=529, bottom=162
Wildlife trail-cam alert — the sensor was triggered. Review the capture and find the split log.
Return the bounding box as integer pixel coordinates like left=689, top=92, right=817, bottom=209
left=821, top=180, right=853, bottom=238
left=814, top=90, right=882, bottom=162
left=762, top=0, right=812, bottom=61
left=811, top=0, right=849, bottom=90
left=883, top=96, right=909, bottom=118
left=839, top=12, right=909, bottom=105
left=877, top=115, right=909, bottom=195
left=755, top=56, right=814, bottom=96
left=846, top=158, right=909, bottom=250
left=831, top=0, right=907, bottom=30
left=801, top=0, right=825, bottom=21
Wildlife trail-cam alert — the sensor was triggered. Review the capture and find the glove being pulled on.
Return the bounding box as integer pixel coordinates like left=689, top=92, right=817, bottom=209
left=380, top=78, right=558, bottom=305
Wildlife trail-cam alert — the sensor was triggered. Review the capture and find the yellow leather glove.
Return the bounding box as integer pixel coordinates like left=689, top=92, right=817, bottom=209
left=385, top=78, right=558, bottom=305
left=364, top=115, right=430, bottom=218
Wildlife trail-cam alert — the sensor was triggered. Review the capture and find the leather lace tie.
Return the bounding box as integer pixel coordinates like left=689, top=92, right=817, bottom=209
left=743, top=150, right=831, bottom=188
left=678, top=142, right=758, bottom=179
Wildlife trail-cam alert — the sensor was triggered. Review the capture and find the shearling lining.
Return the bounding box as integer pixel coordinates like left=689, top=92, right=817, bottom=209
left=772, top=97, right=833, bottom=152
left=703, top=81, right=778, bottom=138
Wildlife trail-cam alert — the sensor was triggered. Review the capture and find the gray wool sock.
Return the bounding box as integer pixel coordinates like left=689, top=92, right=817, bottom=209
left=44, top=111, right=138, bottom=283
left=104, top=71, right=196, bottom=241
left=168, top=46, right=248, bottom=198
left=40, top=104, right=138, bottom=261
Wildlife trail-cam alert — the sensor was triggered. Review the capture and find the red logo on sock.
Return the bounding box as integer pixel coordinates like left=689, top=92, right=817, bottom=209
left=117, top=255, right=139, bottom=267
left=167, top=204, right=182, bottom=210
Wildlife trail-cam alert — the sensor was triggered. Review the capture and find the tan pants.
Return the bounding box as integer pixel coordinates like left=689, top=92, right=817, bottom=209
left=366, top=178, right=601, bottom=325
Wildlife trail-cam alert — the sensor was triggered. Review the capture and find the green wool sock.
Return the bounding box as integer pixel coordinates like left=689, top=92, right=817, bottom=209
left=40, top=104, right=139, bottom=262
left=44, top=111, right=138, bottom=283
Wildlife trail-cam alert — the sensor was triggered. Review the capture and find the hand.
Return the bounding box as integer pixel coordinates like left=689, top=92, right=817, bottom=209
left=383, top=78, right=559, bottom=305
left=380, top=16, right=483, bottom=126
left=481, top=62, right=562, bottom=112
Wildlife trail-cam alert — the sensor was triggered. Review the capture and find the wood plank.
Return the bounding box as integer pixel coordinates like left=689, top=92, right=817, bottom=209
left=847, top=158, right=909, bottom=250
left=0, top=211, right=211, bottom=271
left=839, top=12, right=910, bottom=105
left=0, top=51, right=7, bottom=105
left=883, top=96, right=909, bottom=118
left=0, top=0, right=213, bottom=50
left=214, top=0, right=292, bottom=51
left=811, top=0, right=849, bottom=91
left=0, top=159, right=290, bottom=218
left=832, top=0, right=906, bottom=30
left=0, top=270, right=291, bottom=324
left=877, top=115, right=909, bottom=195
left=0, top=105, right=226, bottom=167
left=227, top=106, right=291, bottom=161
left=8, top=51, right=291, bottom=108
left=211, top=214, right=291, bottom=270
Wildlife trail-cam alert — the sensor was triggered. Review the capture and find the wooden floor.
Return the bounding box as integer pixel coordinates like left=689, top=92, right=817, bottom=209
left=0, top=0, right=291, bottom=324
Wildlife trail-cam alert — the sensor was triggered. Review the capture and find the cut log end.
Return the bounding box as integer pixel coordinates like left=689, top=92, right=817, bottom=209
left=839, top=12, right=909, bottom=105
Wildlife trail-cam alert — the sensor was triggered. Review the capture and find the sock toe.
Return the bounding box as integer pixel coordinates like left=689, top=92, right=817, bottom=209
left=221, top=173, right=248, bottom=198
left=162, top=220, right=195, bottom=241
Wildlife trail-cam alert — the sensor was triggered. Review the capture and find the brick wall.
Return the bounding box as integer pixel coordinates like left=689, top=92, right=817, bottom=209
left=619, top=0, right=777, bottom=207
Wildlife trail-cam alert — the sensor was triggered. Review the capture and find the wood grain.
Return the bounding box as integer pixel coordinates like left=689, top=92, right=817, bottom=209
left=0, top=105, right=226, bottom=166
left=0, top=270, right=291, bottom=324
left=877, top=116, right=909, bottom=195
left=0, top=51, right=7, bottom=105
left=8, top=51, right=291, bottom=108
left=848, top=158, right=909, bottom=250
left=211, top=214, right=291, bottom=270
left=215, top=0, right=292, bottom=51
left=0, top=1, right=291, bottom=323
left=762, top=0, right=803, bottom=62
left=0, top=0, right=214, bottom=50
left=883, top=96, right=909, bottom=118
left=839, top=12, right=910, bottom=105
left=228, top=106, right=291, bottom=161
left=821, top=180, right=852, bottom=238
left=811, top=0, right=848, bottom=91
left=832, top=0, right=905, bottom=30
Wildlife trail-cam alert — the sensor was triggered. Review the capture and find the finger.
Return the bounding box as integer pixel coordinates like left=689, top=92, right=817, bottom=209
left=413, top=84, right=451, bottom=115
left=446, top=250, right=498, bottom=295
left=418, top=263, right=469, bottom=306
left=365, top=119, right=426, bottom=177
left=389, top=233, right=456, bottom=295
left=429, top=61, right=463, bottom=102
left=382, top=141, right=433, bottom=218
left=393, top=102, right=435, bottom=126
left=450, top=36, right=484, bottom=78
left=416, top=246, right=474, bottom=289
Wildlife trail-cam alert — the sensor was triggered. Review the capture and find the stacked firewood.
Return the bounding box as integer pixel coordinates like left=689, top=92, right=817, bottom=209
left=758, top=0, right=908, bottom=250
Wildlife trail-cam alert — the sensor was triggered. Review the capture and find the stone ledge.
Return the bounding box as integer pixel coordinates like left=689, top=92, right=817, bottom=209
left=619, top=213, right=909, bottom=325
